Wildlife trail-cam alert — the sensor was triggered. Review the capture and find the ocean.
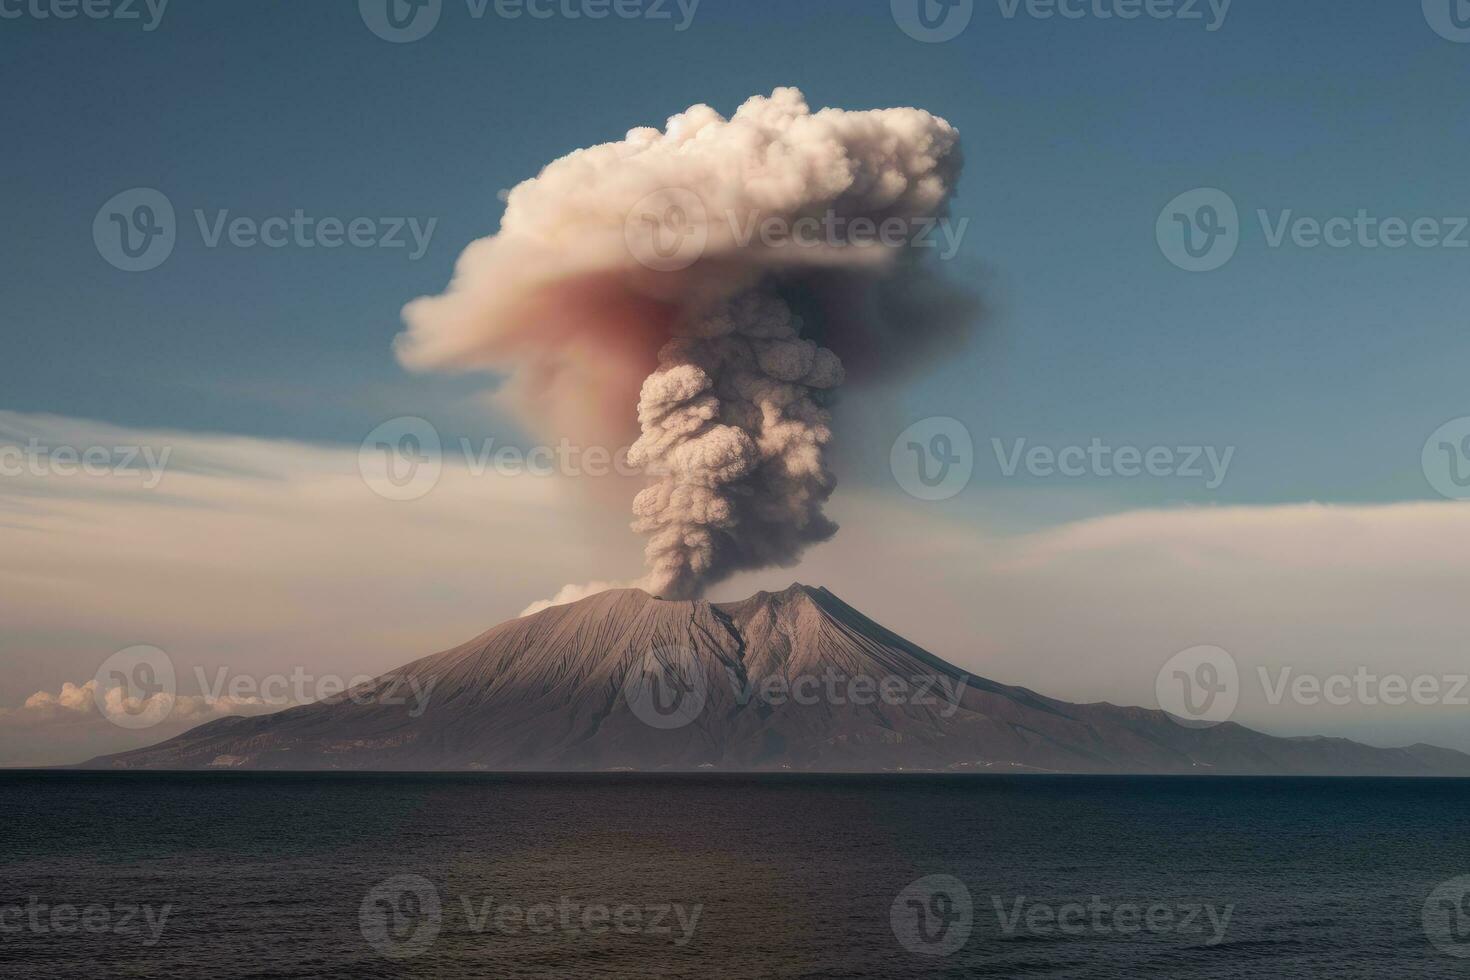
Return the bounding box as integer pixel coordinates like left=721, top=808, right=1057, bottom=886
left=1, top=773, right=1468, bottom=978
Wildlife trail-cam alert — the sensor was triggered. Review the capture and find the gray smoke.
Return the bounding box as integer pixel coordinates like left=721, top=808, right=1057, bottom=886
left=395, top=88, right=973, bottom=602
left=629, top=292, right=845, bottom=598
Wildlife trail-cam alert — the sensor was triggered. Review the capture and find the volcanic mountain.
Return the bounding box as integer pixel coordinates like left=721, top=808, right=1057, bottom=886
left=84, top=585, right=1470, bottom=774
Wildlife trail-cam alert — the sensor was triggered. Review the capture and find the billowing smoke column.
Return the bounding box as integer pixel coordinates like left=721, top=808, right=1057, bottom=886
left=629, top=293, right=844, bottom=598
left=396, top=87, right=973, bottom=600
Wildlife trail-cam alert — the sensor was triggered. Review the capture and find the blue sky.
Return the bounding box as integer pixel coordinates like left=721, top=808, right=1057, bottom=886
left=6, top=1, right=1470, bottom=763
left=4, top=0, right=1468, bottom=518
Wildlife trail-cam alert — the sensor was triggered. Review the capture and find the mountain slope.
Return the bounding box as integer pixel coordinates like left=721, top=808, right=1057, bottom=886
left=82, top=585, right=1470, bottom=774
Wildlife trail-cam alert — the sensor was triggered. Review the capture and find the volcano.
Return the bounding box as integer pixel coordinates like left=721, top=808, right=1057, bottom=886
left=83, top=585, right=1470, bottom=774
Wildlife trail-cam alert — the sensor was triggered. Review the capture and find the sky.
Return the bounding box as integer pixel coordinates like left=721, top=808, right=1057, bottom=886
left=3, top=0, right=1470, bottom=764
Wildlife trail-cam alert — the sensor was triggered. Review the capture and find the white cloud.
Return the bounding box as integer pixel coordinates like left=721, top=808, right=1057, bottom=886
left=2, top=678, right=273, bottom=729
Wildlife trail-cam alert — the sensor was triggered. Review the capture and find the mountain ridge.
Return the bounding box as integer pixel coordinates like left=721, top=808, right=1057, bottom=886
left=80, top=584, right=1470, bottom=775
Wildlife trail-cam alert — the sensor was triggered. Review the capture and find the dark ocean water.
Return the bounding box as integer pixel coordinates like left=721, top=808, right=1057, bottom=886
left=2, top=774, right=1469, bottom=978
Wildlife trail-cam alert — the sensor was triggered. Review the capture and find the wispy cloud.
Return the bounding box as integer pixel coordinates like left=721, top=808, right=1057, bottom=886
left=5, top=412, right=1470, bottom=765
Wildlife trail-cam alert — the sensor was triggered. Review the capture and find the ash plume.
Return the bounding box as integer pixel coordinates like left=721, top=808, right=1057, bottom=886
left=396, top=87, right=975, bottom=600
left=629, top=292, right=844, bottom=598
